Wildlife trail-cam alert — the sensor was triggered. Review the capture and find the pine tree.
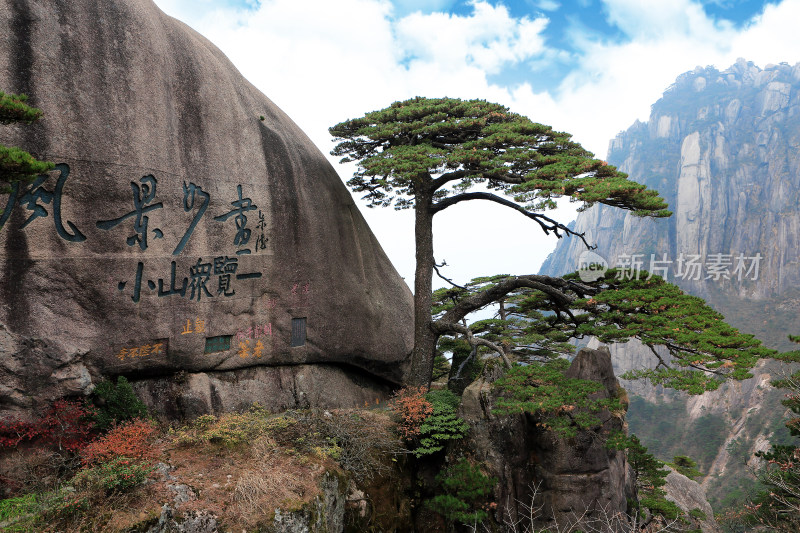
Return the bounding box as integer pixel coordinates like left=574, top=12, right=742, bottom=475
left=432, top=270, right=773, bottom=390
left=0, top=91, right=53, bottom=194
left=432, top=270, right=774, bottom=437
left=330, top=97, right=670, bottom=386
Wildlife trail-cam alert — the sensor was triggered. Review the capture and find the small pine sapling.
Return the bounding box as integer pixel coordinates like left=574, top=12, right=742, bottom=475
left=0, top=91, right=54, bottom=194
left=427, top=458, right=496, bottom=525
left=414, top=389, right=468, bottom=457
left=91, top=376, right=148, bottom=431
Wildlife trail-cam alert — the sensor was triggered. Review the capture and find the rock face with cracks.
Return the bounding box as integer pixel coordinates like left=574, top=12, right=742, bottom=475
left=459, top=346, right=635, bottom=530
left=664, top=468, right=722, bottom=533
left=0, top=0, right=413, bottom=417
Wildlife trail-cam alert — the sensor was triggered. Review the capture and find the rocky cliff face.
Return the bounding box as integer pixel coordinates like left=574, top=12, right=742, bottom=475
left=663, top=467, right=722, bottom=533
left=541, top=60, right=799, bottom=508
left=542, top=59, right=800, bottom=341
left=0, top=0, right=413, bottom=418
left=459, top=347, right=636, bottom=530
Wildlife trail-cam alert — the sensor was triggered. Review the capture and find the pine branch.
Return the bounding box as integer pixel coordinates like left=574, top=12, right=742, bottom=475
left=430, top=191, right=594, bottom=248
left=433, top=260, right=466, bottom=290
left=433, top=274, right=595, bottom=328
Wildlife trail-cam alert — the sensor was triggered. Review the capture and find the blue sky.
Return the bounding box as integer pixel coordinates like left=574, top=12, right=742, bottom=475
left=187, top=0, right=777, bottom=92
left=153, top=0, right=800, bottom=288
left=154, top=0, right=792, bottom=155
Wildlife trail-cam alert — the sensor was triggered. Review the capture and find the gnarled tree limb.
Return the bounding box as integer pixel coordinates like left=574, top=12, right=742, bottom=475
left=430, top=191, right=594, bottom=249
left=437, top=321, right=512, bottom=368
left=434, top=274, right=596, bottom=328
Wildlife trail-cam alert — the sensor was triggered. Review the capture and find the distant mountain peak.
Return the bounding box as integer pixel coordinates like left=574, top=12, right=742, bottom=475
left=543, top=58, right=800, bottom=349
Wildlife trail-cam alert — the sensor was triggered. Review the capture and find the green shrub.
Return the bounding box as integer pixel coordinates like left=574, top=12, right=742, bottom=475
left=312, top=438, right=343, bottom=460
left=427, top=458, right=496, bottom=525
left=638, top=495, right=682, bottom=521
left=91, top=376, right=148, bottom=431
left=689, top=508, right=707, bottom=520
left=0, top=493, right=40, bottom=532
left=414, top=390, right=468, bottom=457
left=432, top=353, right=451, bottom=382
left=41, top=490, right=90, bottom=521
left=670, top=455, right=704, bottom=480
left=607, top=433, right=681, bottom=520
left=170, top=405, right=293, bottom=447
left=432, top=389, right=460, bottom=407
left=72, top=456, right=154, bottom=494
left=0, top=488, right=91, bottom=530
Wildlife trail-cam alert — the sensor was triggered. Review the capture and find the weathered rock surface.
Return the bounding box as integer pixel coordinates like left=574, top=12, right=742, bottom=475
left=0, top=0, right=413, bottom=417
left=132, top=364, right=395, bottom=419
left=142, top=467, right=346, bottom=533
left=664, top=468, right=722, bottom=533
left=459, top=346, right=635, bottom=530
left=272, top=473, right=346, bottom=533
left=597, top=337, right=781, bottom=498
left=146, top=505, right=219, bottom=533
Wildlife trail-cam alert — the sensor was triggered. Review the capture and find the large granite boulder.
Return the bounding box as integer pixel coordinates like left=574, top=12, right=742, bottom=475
left=459, top=346, right=635, bottom=531
left=664, top=468, right=722, bottom=533
left=0, top=0, right=413, bottom=417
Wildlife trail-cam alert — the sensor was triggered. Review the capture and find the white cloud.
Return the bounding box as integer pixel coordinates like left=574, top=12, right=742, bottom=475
left=601, top=0, right=733, bottom=39
left=728, top=1, right=800, bottom=65
left=158, top=0, right=550, bottom=153
left=392, top=0, right=458, bottom=15
left=536, top=0, right=561, bottom=11
left=152, top=0, right=800, bottom=288
left=530, top=36, right=734, bottom=156
left=395, top=2, right=549, bottom=74
left=508, top=0, right=800, bottom=158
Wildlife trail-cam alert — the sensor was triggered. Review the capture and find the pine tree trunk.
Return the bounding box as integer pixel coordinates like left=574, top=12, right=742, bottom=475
left=408, top=190, right=437, bottom=387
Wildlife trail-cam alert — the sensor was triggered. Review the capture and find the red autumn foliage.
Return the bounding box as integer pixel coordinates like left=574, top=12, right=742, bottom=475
left=81, top=418, right=158, bottom=465
left=389, top=386, right=433, bottom=440
left=0, top=399, right=96, bottom=452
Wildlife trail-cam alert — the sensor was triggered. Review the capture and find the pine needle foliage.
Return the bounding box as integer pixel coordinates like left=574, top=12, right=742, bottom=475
left=331, top=96, right=672, bottom=386
left=414, top=389, right=469, bottom=457
left=606, top=433, right=682, bottom=521
left=0, top=92, right=45, bottom=124
left=431, top=269, right=775, bottom=442
left=492, top=359, right=624, bottom=438
left=329, top=97, right=670, bottom=217
left=739, top=336, right=800, bottom=532
left=91, top=377, right=148, bottom=432
left=433, top=269, right=775, bottom=396
left=431, top=352, right=451, bottom=382
left=669, top=455, right=704, bottom=480
left=0, top=91, right=53, bottom=191
left=427, top=457, right=496, bottom=525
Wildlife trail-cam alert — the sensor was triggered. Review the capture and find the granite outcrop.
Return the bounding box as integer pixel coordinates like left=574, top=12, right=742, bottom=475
left=0, top=0, right=413, bottom=417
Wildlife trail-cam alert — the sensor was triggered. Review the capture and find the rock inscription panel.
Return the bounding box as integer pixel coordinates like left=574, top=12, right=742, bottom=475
left=0, top=0, right=413, bottom=414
